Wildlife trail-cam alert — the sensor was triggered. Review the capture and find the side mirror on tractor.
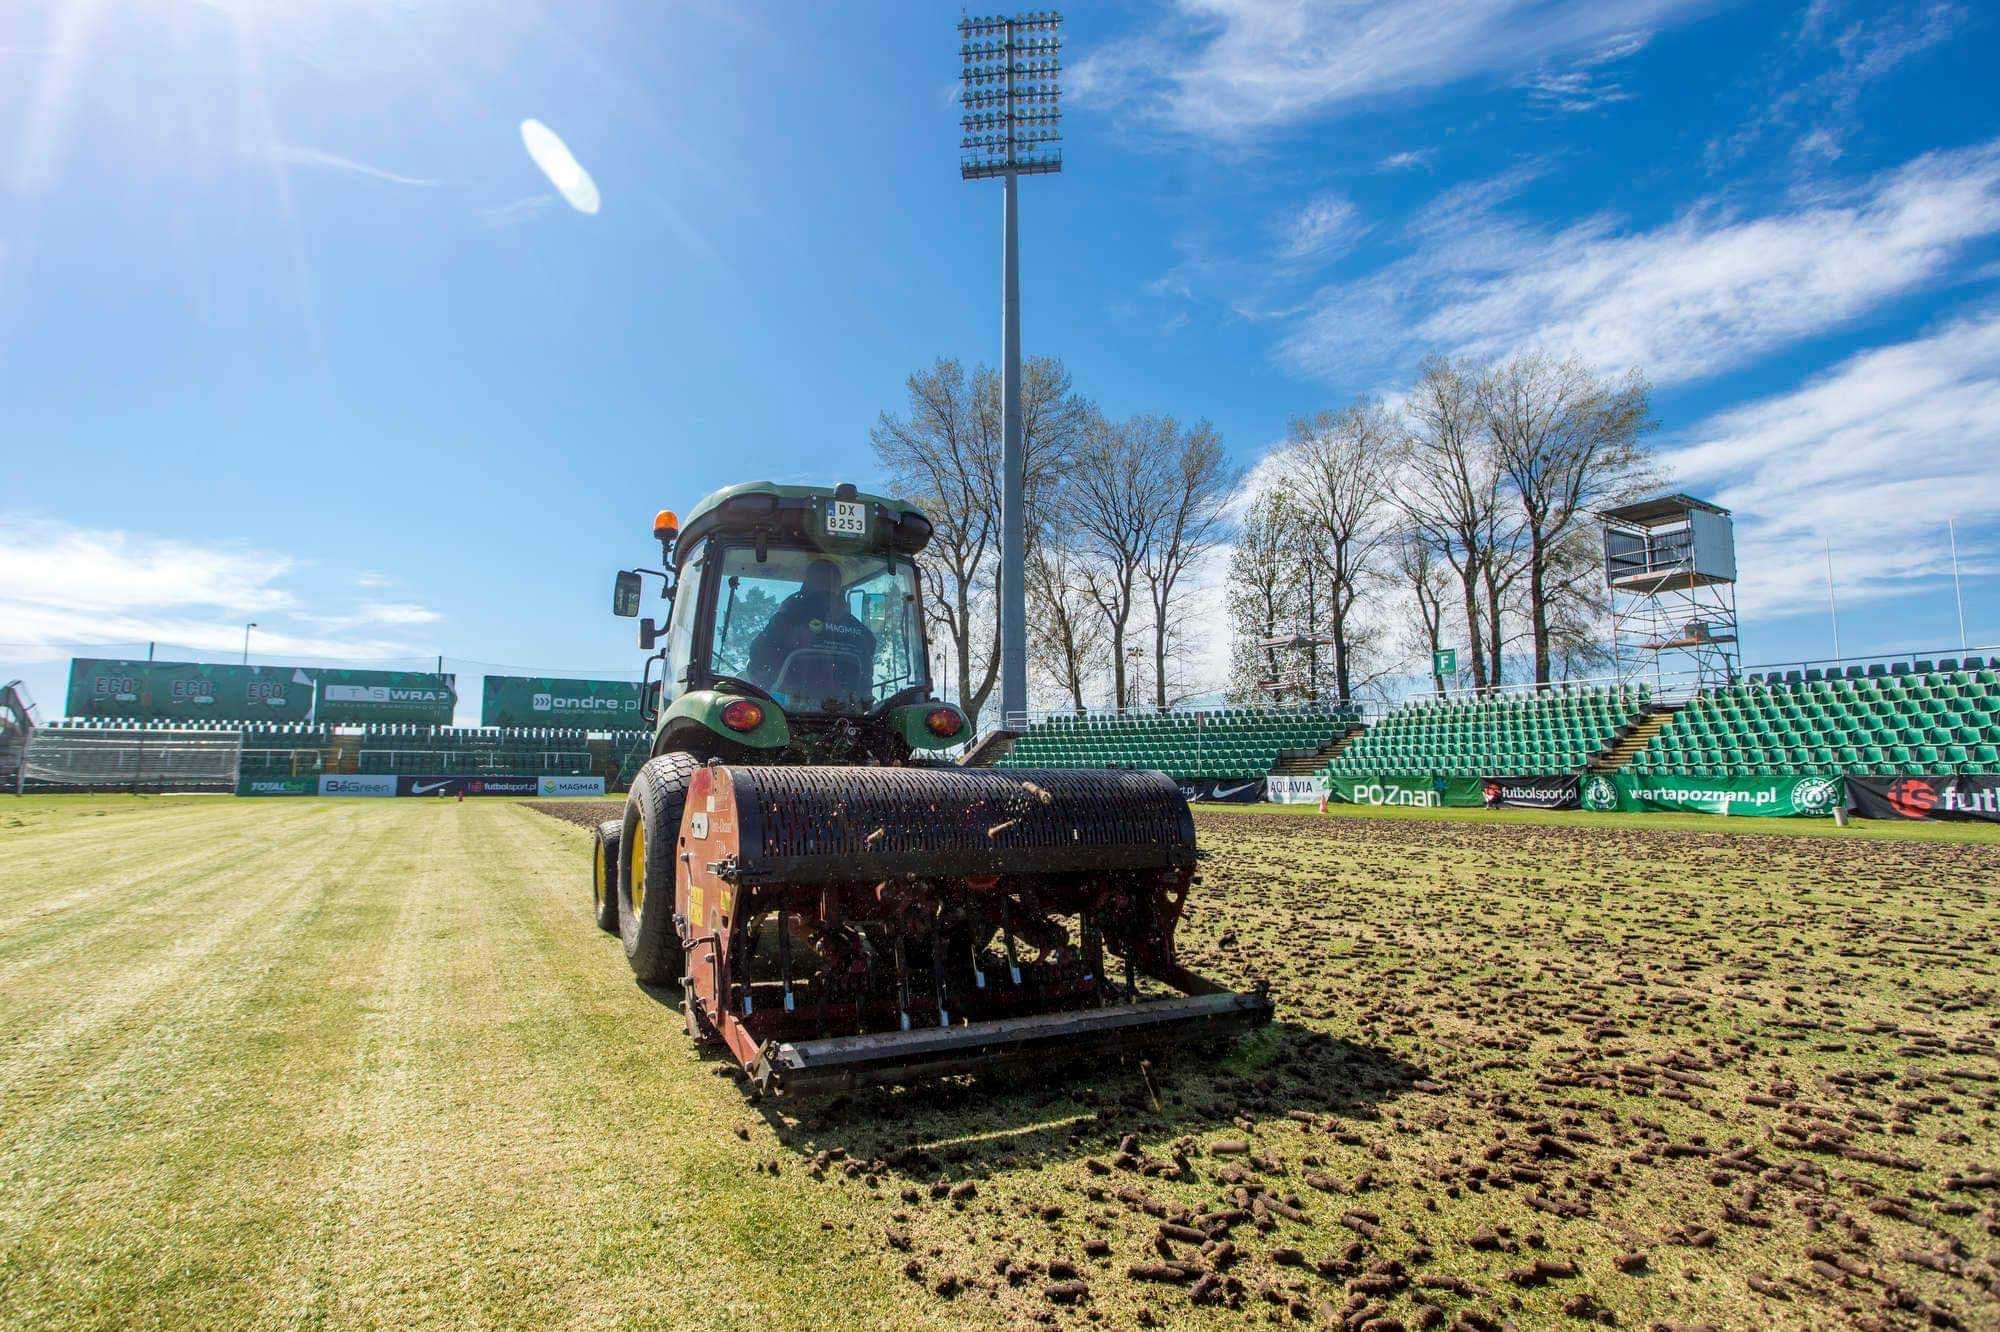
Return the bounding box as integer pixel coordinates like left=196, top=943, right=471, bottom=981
left=613, top=570, right=643, bottom=618
left=638, top=617, right=664, bottom=651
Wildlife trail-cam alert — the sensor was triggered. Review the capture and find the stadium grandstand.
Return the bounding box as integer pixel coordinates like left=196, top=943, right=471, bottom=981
left=1321, top=684, right=1646, bottom=778
left=992, top=705, right=1362, bottom=779
left=1629, top=658, right=1998, bottom=777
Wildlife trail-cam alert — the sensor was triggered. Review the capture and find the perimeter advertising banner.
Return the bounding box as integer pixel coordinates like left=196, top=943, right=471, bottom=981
left=236, top=775, right=316, bottom=796
left=318, top=774, right=398, bottom=797
left=313, top=669, right=457, bottom=725
left=1177, top=777, right=1267, bottom=803
left=66, top=659, right=316, bottom=722
left=480, top=676, right=641, bottom=728
left=1846, top=774, right=2000, bottom=823
left=1480, top=775, right=1580, bottom=810
left=1266, top=775, right=1328, bottom=805
left=396, top=774, right=540, bottom=797
left=1580, top=772, right=1842, bottom=817
left=1324, top=775, right=1484, bottom=808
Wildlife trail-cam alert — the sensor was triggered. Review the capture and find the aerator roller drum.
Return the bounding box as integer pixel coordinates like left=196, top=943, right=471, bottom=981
left=671, top=763, right=1272, bottom=1093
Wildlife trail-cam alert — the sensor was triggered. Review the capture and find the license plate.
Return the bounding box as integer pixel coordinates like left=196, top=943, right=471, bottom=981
left=826, top=500, right=867, bottom=536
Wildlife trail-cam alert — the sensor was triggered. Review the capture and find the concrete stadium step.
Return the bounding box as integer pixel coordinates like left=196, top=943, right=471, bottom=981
left=1270, top=723, right=1365, bottom=775
left=1590, top=703, right=1681, bottom=772
left=958, top=729, right=1018, bottom=768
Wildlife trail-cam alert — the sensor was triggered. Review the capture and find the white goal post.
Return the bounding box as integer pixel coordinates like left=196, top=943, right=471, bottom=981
left=22, top=727, right=242, bottom=793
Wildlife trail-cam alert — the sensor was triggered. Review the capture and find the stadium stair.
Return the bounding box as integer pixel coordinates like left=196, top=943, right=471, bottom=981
left=328, top=732, right=362, bottom=774
left=1590, top=703, right=1681, bottom=773
left=1268, top=723, right=1365, bottom=775
left=958, top=729, right=1018, bottom=768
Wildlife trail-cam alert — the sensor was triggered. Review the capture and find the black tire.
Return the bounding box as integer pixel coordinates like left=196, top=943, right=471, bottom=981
left=620, top=752, right=698, bottom=986
left=590, top=819, right=622, bottom=934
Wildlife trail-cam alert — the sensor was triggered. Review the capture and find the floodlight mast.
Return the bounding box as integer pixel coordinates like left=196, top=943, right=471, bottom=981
left=961, top=11, right=1063, bottom=730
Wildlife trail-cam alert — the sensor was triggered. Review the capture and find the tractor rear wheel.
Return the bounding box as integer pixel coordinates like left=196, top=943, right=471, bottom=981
left=619, top=752, right=698, bottom=986
left=590, top=819, right=621, bottom=934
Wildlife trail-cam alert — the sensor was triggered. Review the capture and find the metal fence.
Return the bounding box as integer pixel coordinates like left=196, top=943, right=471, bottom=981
left=21, top=727, right=241, bottom=793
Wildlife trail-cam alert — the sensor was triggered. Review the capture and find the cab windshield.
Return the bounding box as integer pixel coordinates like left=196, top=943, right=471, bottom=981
left=706, top=545, right=926, bottom=714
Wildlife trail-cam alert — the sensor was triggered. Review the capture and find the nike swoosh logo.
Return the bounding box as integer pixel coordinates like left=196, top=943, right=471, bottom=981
left=412, top=780, right=452, bottom=794
left=1212, top=782, right=1260, bottom=799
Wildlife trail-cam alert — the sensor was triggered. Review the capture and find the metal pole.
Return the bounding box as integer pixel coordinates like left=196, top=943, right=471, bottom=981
left=1824, top=538, right=1841, bottom=662
left=998, top=162, right=1026, bottom=728
left=242, top=623, right=255, bottom=665
left=1949, top=518, right=1968, bottom=653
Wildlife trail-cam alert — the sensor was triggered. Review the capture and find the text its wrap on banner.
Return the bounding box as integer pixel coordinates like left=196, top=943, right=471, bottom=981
left=480, top=676, right=641, bottom=728
left=67, top=658, right=316, bottom=723
left=1266, top=775, right=1327, bottom=805
left=1579, top=772, right=1842, bottom=818
left=1324, top=775, right=1485, bottom=808
left=318, top=774, right=398, bottom=797
left=1480, top=774, right=1580, bottom=810
left=1177, top=777, right=1267, bottom=804
left=237, top=775, right=316, bottom=796
left=537, top=775, right=607, bottom=797
left=314, top=669, right=457, bottom=725
left=1845, top=774, right=2000, bottom=822
left=396, top=775, right=540, bottom=797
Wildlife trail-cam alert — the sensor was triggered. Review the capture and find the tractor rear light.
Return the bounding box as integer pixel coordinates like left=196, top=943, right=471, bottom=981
left=925, top=707, right=964, bottom=738
left=720, top=699, right=764, bottom=732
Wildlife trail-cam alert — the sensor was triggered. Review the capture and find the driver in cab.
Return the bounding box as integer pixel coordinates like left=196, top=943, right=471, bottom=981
left=745, top=558, right=876, bottom=701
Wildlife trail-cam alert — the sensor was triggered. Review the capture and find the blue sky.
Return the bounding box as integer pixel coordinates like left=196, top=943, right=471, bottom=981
left=2, top=0, right=1996, bottom=720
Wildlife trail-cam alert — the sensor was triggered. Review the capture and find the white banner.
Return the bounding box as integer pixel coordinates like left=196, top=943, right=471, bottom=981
left=1266, top=775, right=1327, bottom=805
left=318, top=774, right=398, bottom=797
left=537, top=776, right=607, bottom=797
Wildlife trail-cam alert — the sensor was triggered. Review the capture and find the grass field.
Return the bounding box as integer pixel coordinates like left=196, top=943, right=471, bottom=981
left=2, top=796, right=1997, bottom=1331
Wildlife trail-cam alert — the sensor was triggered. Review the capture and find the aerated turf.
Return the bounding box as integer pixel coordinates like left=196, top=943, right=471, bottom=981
left=2, top=796, right=1996, bottom=1331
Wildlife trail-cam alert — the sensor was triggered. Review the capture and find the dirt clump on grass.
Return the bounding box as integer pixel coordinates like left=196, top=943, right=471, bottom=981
left=676, top=807, right=2000, bottom=1331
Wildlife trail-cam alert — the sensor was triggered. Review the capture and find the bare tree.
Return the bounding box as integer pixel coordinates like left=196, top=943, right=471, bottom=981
left=871, top=356, right=1093, bottom=729
left=1226, top=491, right=1307, bottom=702
left=1480, top=354, right=1653, bottom=685
left=1283, top=399, right=1397, bottom=702
left=1395, top=357, right=1508, bottom=691
left=1139, top=419, right=1237, bottom=710
left=1392, top=525, right=1455, bottom=694
left=1065, top=415, right=1164, bottom=712
left=1026, top=537, right=1104, bottom=713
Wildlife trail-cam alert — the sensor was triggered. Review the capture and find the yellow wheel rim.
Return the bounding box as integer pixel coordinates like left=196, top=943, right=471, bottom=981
left=629, top=818, right=646, bottom=917
left=592, top=841, right=605, bottom=908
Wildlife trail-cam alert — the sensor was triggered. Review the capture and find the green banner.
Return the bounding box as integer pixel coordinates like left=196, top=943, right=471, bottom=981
left=313, top=669, right=457, bottom=725
left=1580, top=772, right=1842, bottom=818
left=237, top=774, right=316, bottom=796
left=1324, top=774, right=1485, bottom=808
left=66, top=659, right=316, bottom=722
left=480, top=675, right=641, bottom=728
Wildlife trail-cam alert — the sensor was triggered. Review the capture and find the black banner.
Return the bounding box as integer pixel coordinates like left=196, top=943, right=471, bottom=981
left=1177, top=777, right=1267, bottom=804
left=1479, top=774, right=1580, bottom=810
left=1845, top=774, right=2000, bottom=823
left=395, top=774, right=541, bottom=797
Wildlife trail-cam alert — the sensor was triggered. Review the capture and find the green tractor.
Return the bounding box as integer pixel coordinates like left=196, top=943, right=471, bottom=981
left=589, top=480, right=1268, bottom=1093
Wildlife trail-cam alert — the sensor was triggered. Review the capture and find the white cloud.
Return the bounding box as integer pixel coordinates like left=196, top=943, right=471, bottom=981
left=1663, top=308, right=2000, bottom=619
left=1277, top=193, right=1362, bottom=260
left=1280, top=138, right=2000, bottom=386
left=1378, top=150, right=1435, bottom=172
left=1070, top=0, right=1710, bottom=139
left=1708, top=0, right=1966, bottom=170
left=258, top=143, right=440, bottom=187
left=0, top=518, right=429, bottom=663
left=519, top=120, right=600, bottom=216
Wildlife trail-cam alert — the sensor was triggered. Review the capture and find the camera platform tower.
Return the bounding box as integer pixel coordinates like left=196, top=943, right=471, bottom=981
left=1600, top=493, right=1740, bottom=690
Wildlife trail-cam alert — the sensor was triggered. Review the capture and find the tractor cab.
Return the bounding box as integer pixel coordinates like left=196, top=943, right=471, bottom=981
left=614, top=481, right=966, bottom=763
